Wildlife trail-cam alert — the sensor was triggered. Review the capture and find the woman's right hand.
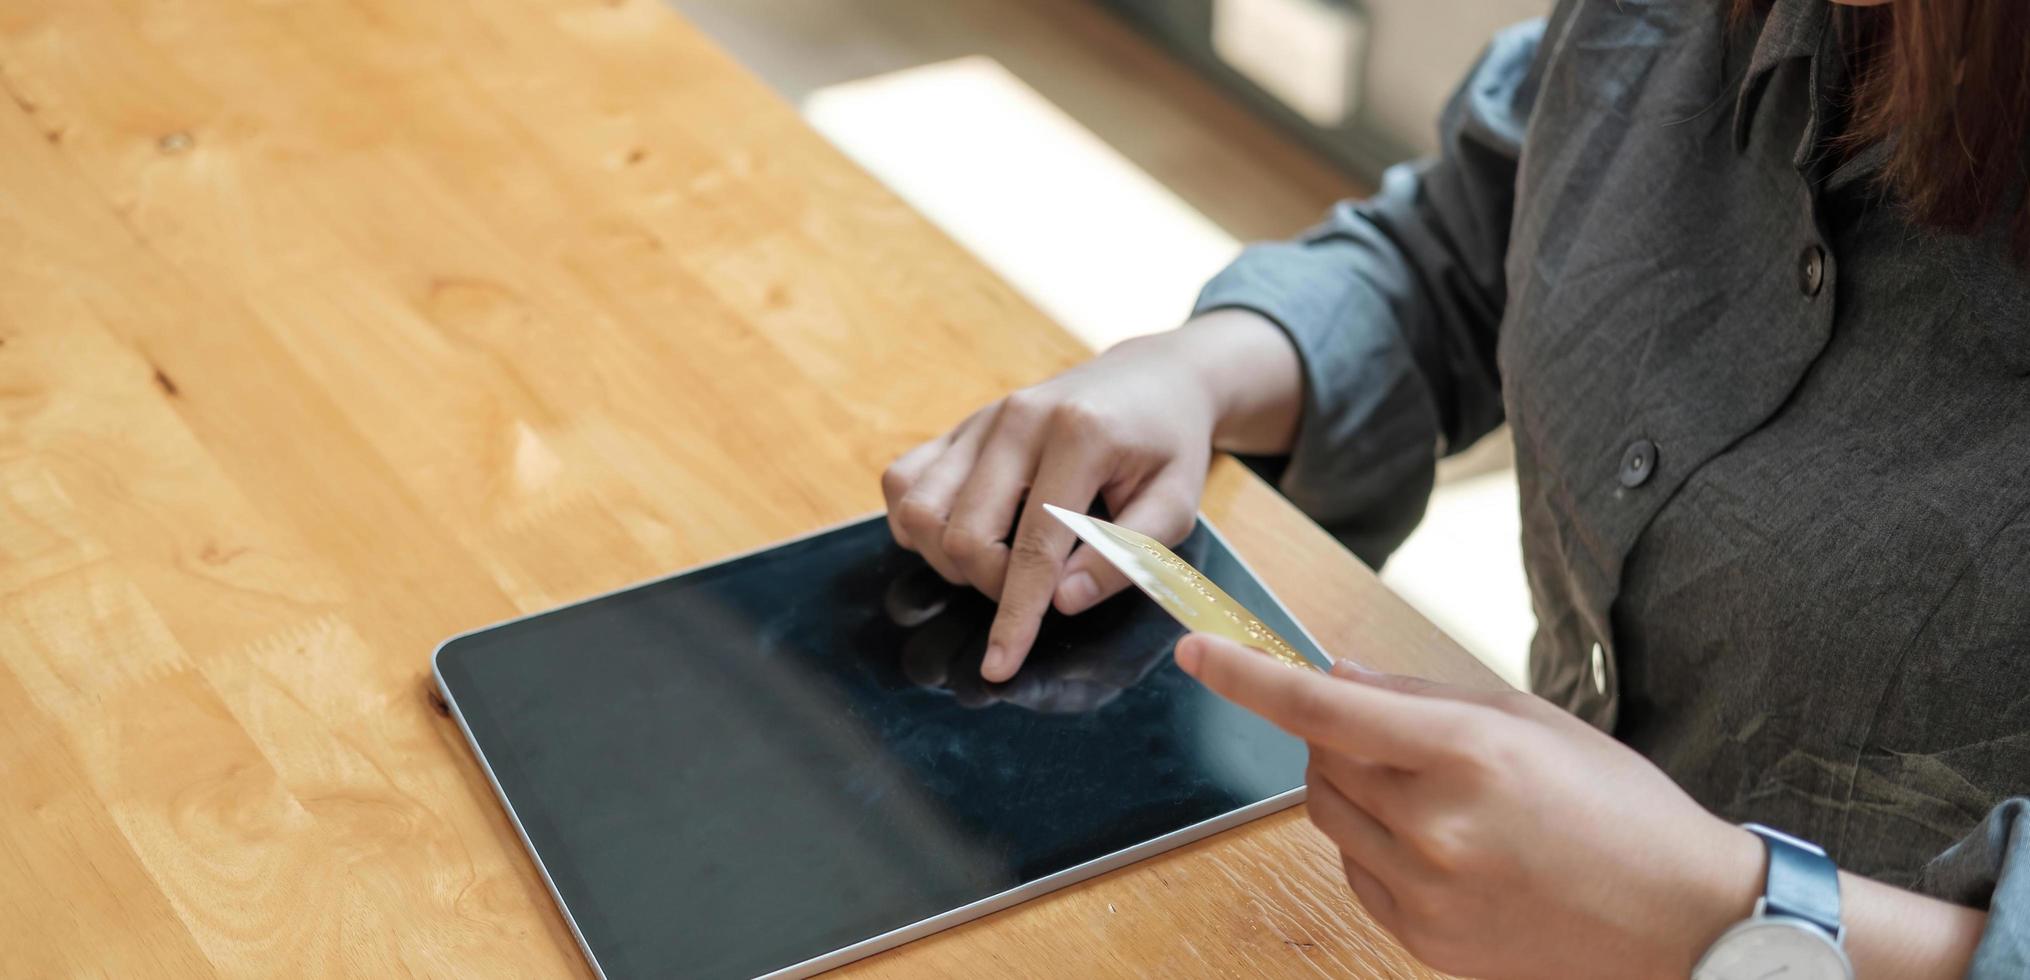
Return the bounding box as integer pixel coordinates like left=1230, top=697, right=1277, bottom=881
left=880, top=309, right=1305, bottom=681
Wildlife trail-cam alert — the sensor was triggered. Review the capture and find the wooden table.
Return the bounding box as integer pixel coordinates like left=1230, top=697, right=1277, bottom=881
left=0, top=0, right=1502, bottom=975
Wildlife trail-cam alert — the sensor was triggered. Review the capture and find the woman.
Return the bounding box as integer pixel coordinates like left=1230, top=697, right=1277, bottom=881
left=882, top=0, right=2027, bottom=976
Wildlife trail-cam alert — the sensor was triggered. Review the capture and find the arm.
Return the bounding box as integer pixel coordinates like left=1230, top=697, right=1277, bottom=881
left=1664, top=827, right=1985, bottom=977
left=1191, top=17, right=1551, bottom=566
left=1838, top=872, right=1984, bottom=977
left=1188, top=307, right=1305, bottom=456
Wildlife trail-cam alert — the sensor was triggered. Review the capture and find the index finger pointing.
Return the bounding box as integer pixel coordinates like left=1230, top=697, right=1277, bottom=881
left=1176, top=633, right=1461, bottom=769
left=980, top=439, right=1107, bottom=681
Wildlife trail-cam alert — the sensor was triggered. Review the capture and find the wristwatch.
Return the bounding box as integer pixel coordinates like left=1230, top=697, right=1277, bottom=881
left=1692, top=823, right=1854, bottom=980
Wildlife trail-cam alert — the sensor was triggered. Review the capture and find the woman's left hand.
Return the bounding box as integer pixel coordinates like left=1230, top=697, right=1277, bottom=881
left=1175, top=634, right=1765, bottom=980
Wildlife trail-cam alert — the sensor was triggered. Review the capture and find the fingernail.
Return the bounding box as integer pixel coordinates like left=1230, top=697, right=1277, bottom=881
left=1056, top=572, right=1098, bottom=613
left=982, top=643, right=1007, bottom=679
left=1174, top=636, right=1203, bottom=675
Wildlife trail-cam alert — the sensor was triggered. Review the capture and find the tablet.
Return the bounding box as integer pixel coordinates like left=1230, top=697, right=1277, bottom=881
left=434, top=514, right=1328, bottom=979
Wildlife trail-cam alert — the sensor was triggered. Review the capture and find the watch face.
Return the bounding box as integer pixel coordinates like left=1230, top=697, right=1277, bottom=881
left=1693, top=919, right=1852, bottom=980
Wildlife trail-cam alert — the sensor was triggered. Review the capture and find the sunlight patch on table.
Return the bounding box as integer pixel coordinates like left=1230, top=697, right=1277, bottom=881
left=803, top=56, right=1240, bottom=353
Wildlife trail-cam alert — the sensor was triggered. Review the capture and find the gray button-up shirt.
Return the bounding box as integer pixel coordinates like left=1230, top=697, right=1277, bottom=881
left=1194, top=0, right=2030, bottom=971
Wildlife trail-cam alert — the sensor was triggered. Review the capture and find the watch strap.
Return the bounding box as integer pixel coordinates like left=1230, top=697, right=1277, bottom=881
left=1744, top=823, right=1842, bottom=941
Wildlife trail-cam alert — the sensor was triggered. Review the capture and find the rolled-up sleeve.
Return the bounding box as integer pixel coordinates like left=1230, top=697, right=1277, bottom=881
left=1918, top=798, right=2030, bottom=976
left=1192, top=18, right=1548, bottom=566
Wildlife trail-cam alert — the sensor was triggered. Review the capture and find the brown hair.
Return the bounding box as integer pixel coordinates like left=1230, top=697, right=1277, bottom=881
left=1739, top=1, right=2030, bottom=257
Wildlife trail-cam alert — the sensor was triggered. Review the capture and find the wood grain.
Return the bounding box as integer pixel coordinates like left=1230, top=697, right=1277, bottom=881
left=0, top=0, right=1497, bottom=975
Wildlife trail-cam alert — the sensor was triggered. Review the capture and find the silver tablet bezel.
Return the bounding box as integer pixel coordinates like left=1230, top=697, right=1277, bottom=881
left=432, top=511, right=1335, bottom=980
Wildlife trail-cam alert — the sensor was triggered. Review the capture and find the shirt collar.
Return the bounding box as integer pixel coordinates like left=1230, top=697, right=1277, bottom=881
left=1731, top=0, right=1832, bottom=152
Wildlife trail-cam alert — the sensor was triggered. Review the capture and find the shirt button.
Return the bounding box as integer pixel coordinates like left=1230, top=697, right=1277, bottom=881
left=1590, top=642, right=1607, bottom=696
left=1618, top=439, right=1657, bottom=488
left=1799, top=244, right=1826, bottom=297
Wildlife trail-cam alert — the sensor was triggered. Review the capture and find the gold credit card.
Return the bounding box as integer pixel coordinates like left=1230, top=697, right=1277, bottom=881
left=1044, top=504, right=1320, bottom=671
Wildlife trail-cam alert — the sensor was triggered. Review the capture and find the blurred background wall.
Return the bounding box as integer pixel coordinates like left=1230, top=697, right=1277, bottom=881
left=1099, top=0, right=1550, bottom=170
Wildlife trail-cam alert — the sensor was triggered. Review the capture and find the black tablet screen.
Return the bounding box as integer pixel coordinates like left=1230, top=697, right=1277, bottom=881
left=436, top=517, right=1323, bottom=978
